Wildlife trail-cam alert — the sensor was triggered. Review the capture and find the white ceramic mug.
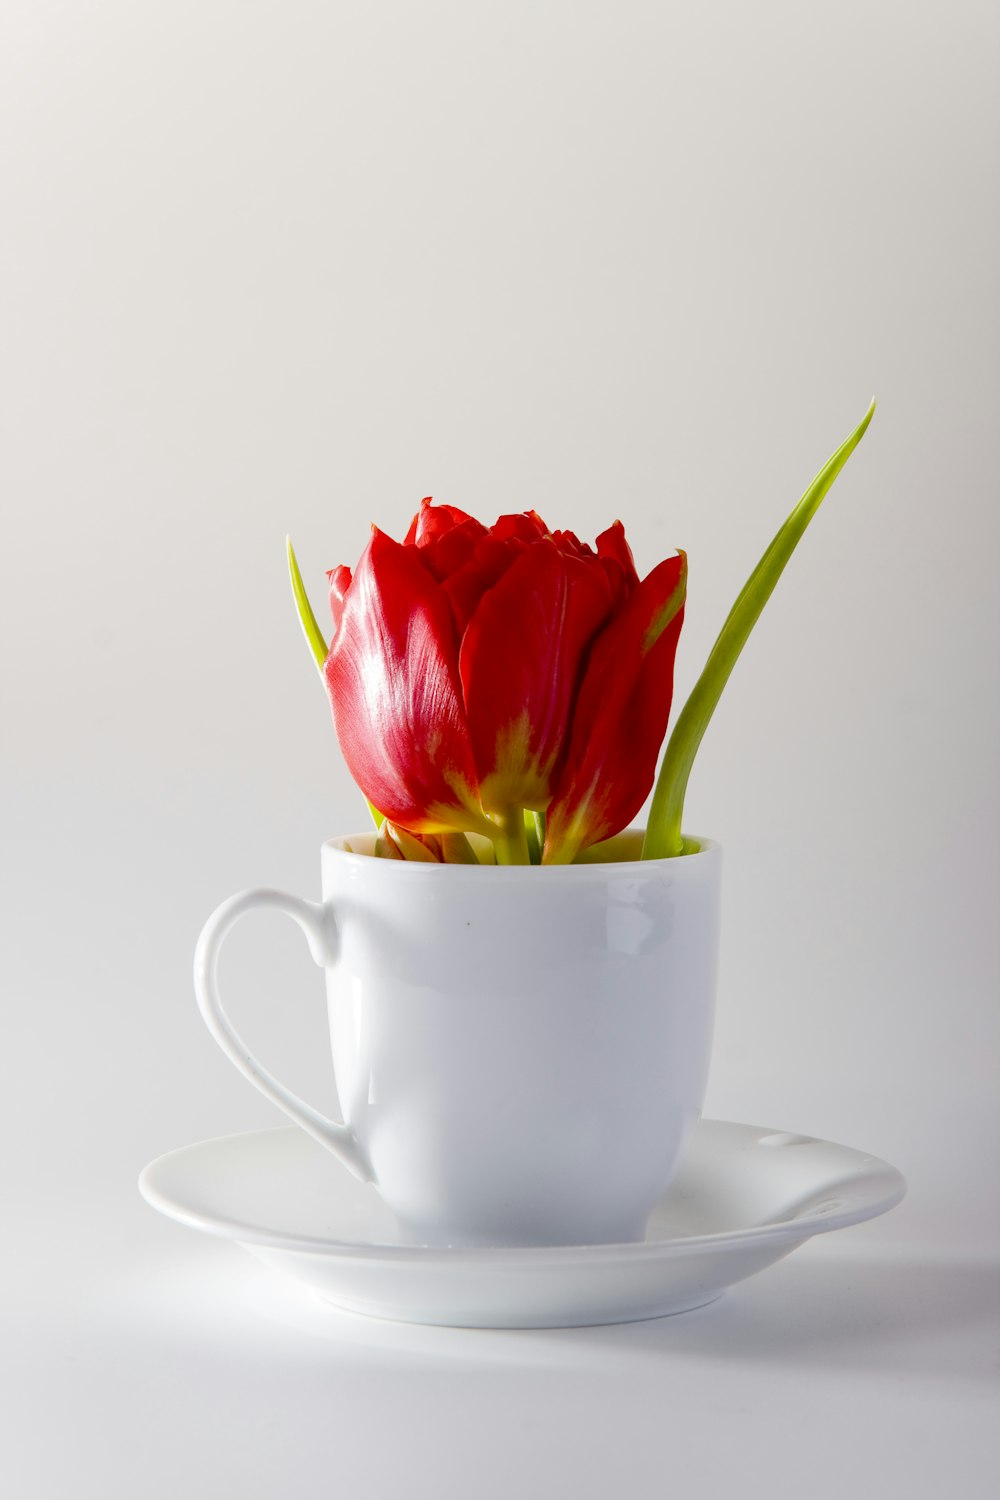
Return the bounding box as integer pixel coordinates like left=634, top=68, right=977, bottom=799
left=194, top=830, right=721, bottom=1247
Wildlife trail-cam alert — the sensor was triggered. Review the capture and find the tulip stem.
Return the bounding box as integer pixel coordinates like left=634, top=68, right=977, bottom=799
left=493, top=807, right=530, bottom=865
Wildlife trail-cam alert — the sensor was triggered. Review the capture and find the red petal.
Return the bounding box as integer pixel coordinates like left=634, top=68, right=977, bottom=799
left=325, top=529, right=488, bottom=834
left=442, top=533, right=524, bottom=634
left=491, top=511, right=549, bottom=544
left=596, top=521, right=639, bottom=592
left=551, top=529, right=594, bottom=558
left=544, top=552, right=687, bottom=862
left=421, top=516, right=488, bottom=582
left=460, top=540, right=613, bottom=812
left=326, top=565, right=353, bottom=635
left=597, top=557, right=628, bottom=610
left=404, top=497, right=481, bottom=548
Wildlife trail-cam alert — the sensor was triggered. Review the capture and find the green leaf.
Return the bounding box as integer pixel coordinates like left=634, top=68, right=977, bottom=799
left=523, top=810, right=544, bottom=864
left=642, top=400, right=876, bottom=861
left=286, top=536, right=329, bottom=674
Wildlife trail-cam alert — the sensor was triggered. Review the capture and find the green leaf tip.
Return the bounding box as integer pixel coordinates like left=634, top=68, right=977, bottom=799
left=642, top=400, right=876, bottom=861
left=286, top=536, right=330, bottom=675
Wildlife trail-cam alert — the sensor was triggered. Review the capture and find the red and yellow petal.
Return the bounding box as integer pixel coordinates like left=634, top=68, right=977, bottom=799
left=460, top=539, right=613, bottom=813
left=543, top=552, right=687, bottom=863
left=325, top=527, right=490, bottom=836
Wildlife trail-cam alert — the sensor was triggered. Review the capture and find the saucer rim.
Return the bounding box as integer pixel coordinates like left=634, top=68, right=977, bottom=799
left=138, top=1119, right=907, bottom=1262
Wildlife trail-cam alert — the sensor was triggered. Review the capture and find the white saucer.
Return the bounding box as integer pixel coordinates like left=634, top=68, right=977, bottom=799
left=139, top=1120, right=905, bottom=1329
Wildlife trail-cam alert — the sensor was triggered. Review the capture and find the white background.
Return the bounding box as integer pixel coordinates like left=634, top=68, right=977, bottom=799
left=1, top=2, right=997, bottom=1496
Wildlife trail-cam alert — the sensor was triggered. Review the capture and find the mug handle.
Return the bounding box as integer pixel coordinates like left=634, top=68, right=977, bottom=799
left=193, top=888, right=373, bottom=1183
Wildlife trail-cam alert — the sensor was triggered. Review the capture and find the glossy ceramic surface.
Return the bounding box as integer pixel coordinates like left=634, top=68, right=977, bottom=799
left=139, top=1120, right=906, bottom=1329
left=195, top=831, right=722, bottom=1246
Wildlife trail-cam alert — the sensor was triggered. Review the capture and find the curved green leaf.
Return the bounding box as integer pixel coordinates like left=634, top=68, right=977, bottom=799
left=286, top=536, right=329, bottom=674
left=642, top=400, right=876, bottom=860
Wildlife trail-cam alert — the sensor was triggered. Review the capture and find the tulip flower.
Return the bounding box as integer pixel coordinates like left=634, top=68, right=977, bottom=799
left=287, top=399, right=874, bottom=865
left=307, top=501, right=686, bottom=862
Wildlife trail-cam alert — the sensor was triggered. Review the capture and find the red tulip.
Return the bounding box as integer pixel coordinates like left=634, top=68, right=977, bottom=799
left=323, top=500, right=686, bottom=862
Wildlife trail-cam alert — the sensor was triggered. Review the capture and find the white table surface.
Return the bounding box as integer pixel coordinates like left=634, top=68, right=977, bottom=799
left=4, top=1136, right=997, bottom=1500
